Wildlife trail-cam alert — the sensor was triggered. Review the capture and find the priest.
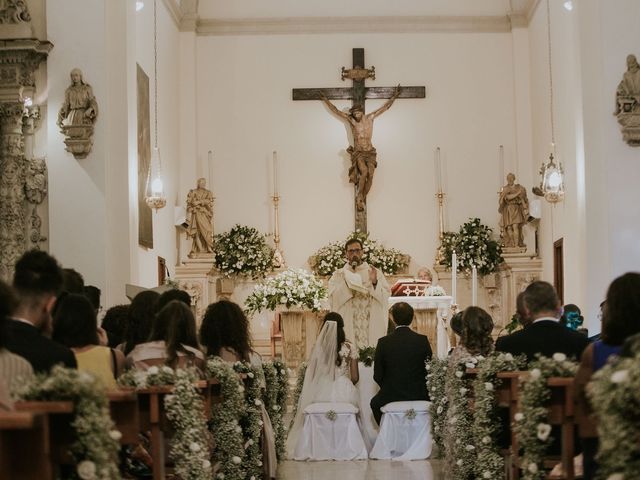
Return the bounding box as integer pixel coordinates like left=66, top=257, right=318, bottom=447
left=328, top=238, right=390, bottom=349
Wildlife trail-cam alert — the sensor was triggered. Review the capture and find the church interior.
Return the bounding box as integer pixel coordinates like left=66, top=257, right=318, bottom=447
left=1, top=0, right=639, bottom=479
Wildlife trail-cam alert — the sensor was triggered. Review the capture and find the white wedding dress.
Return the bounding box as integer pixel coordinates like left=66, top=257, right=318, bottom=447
left=286, top=321, right=365, bottom=460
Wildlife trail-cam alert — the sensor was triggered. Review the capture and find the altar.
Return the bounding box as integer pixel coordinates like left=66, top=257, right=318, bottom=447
left=388, top=295, right=453, bottom=359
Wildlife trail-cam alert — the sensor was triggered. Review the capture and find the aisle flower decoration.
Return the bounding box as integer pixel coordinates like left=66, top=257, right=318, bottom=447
left=437, top=218, right=503, bottom=275
left=245, top=268, right=326, bottom=315
left=472, top=352, right=525, bottom=479
left=309, top=231, right=409, bottom=276
left=205, top=357, right=247, bottom=480
left=514, top=354, right=578, bottom=480
left=263, top=360, right=289, bottom=461
left=289, top=362, right=307, bottom=431
left=587, top=343, right=640, bottom=480
left=118, top=366, right=212, bottom=480
left=232, top=362, right=263, bottom=480
left=13, top=366, right=121, bottom=480
left=426, top=357, right=449, bottom=454
left=213, top=224, right=274, bottom=279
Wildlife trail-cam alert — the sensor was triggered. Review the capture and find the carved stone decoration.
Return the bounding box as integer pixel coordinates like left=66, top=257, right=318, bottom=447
left=179, top=279, right=204, bottom=321
left=614, top=54, right=640, bottom=146
left=58, top=68, right=98, bottom=159
left=24, top=157, right=47, bottom=249
left=0, top=0, right=31, bottom=24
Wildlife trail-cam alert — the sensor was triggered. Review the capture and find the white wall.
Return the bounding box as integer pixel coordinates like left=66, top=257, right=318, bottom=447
left=194, top=32, right=519, bottom=273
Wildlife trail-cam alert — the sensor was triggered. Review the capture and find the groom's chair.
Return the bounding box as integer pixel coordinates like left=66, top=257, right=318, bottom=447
left=292, top=402, right=368, bottom=461
left=369, top=400, right=433, bottom=460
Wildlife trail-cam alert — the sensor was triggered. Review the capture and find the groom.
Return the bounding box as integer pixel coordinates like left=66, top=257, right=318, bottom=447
left=370, top=302, right=432, bottom=424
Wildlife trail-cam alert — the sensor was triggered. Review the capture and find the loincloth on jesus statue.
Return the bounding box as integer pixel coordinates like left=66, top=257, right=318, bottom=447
left=347, top=146, right=377, bottom=211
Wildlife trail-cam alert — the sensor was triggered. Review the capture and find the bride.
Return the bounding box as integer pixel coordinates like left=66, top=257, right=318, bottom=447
left=286, top=312, right=361, bottom=457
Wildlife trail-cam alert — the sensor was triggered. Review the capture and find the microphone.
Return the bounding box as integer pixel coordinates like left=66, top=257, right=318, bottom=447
left=350, top=260, right=358, bottom=269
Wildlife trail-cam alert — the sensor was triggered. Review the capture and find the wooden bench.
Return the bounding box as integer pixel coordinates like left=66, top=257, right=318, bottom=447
left=0, top=411, right=53, bottom=480
left=107, top=388, right=140, bottom=445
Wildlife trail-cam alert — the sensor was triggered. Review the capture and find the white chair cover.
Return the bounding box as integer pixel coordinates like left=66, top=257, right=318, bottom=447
left=369, top=401, right=433, bottom=461
left=293, top=402, right=368, bottom=461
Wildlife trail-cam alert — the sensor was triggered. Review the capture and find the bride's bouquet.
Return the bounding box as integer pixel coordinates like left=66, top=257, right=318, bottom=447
left=245, top=268, right=327, bottom=315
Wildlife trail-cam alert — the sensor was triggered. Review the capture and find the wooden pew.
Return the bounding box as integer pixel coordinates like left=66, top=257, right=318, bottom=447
left=0, top=411, right=53, bottom=480
left=107, top=388, right=140, bottom=445
left=495, top=371, right=526, bottom=480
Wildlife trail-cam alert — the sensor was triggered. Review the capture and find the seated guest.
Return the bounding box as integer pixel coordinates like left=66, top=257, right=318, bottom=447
left=101, top=304, right=129, bottom=349
left=83, top=285, right=101, bottom=315
left=449, top=306, right=494, bottom=363
left=0, top=280, right=33, bottom=396
left=62, top=267, right=84, bottom=294
left=495, top=281, right=589, bottom=363
left=157, top=288, right=191, bottom=311
left=5, top=250, right=76, bottom=373
left=576, top=272, right=640, bottom=480
left=560, top=303, right=584, bottom=331
left=199, top=300, right=277, bottom=480
left=53, top=293, right=125, bottom=388
left=371, top=302, right=432, bottom=425
left=126, top=300, right=205, bottom=371
left=120, top=290, right=159, bottom=355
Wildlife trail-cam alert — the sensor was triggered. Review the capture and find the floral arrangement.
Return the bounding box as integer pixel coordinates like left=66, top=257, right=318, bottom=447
left=13, top=366, right=121, bottom=480
left=426, top=357, right=449, bottom=454
left=405, top=408, right=417, bottom=420
left=245, top=268, right=327, bottom=314
left=289, top=362, right=307, bottom=431
left=445, top=355, right=482, bottom=479
left=437, top=218, right=503, bottom=275
left=263, top=360, right=289, bottom=461
left=325, top=410, right=337, bottom=421
left=232, top=362, right=263, bottom=480
left=205, top=357, right=248, bottom=480
left=309, top=231, right=409, bottom=276
left=213, top=225, right=275, bottom=279
left=358, top=346, right=376, bottom=367
left=426, top=285, right=447, bottom=296
left=118, top=366, right=212, bottom=480
left=587, top=347, right=640, bottom=480
left=514, top=354, right=579, bottom=480
left=472, top=352, right=525, bottom=479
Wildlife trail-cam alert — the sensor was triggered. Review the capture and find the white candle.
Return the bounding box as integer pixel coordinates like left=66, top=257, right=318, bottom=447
left=498, top=145, right=505, bottom=192
left=434, top=147, right=442, bottom=192
left=471, top=264, right=478, bottom=306
left=451, top=251, right=457, bottom=305
left=208, top=150, right=213, bottom=190
left=272, top=150, right=278, bottom=196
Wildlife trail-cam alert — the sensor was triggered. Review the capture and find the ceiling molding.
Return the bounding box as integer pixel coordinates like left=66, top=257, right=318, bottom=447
left=508, top=13, right=528, bottom=28
left=526, top=0, right=542, bottom=24
left=196, top=15, right=513, bottom=36
left=161, top=0, right=182, bottom=29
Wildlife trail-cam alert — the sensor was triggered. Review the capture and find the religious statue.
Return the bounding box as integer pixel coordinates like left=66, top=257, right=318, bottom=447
left=320, top=85, right=402, bottom=212
left=614, top=54, right=640, bottom=146
left=57, top=68, right=99, bottom=159
left=499, top=173, right=529, bottom=249
left=186, top=178, right=214, bottom=258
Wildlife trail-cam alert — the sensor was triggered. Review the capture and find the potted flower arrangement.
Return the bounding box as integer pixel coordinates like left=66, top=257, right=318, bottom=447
left=245, top=268, right=327, bottom=314
left=213, top=224, right=275, bottom=279
left=309, top=231, right=409, bottom=277
left=437, top=218, right=503, bottom=275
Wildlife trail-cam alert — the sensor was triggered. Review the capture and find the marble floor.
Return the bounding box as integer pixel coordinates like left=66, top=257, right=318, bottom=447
left=276, top=459, right=446, bottom=480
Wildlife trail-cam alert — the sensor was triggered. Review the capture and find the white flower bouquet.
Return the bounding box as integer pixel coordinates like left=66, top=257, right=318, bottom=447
left=437, top=218, right=503, bottom=275
left=245, top=268, right=327, bottom=314
left=213, top=224, right=275, bottom=279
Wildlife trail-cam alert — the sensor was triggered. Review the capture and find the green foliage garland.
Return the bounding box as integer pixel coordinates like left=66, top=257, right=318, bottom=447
left=437, top=218, right=503, bottom=275
left=426, top=357, right=449, bottom=455
left=514, top=354, right=578, bottom=480
left=232, top=362, right=263, bottom=480
left=14, top=366, right=121, bottom=480
left=289, top=362, right=307, bottom=431
left=263, top=360, right=289, bottom=461
left=213, top=224, right=275, bottom=279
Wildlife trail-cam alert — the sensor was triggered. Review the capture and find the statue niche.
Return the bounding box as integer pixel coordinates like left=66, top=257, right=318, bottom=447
left=58, top=68, right=98, bottom=159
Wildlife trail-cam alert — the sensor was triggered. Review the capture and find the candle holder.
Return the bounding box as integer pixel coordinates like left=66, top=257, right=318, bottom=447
left=271, top=194, right=286, bottom=269
left=434, top=190, right=446, bottom=264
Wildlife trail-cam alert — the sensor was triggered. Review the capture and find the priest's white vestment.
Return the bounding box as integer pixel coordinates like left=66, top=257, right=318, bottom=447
left=328, top=262, right=390, bottom=349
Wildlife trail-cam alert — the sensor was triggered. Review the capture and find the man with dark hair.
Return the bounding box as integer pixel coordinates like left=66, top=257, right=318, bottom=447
left=496, top=281, right=589, bottom=363
left=6, top=250, right=77, bottom=373
left=328, top=238, right=390, bottom=349
left=370, top=302, right=432, bottom=424
left=62, top=267, right=85, bottom=294
left=157, top=288, right=191, bottom=311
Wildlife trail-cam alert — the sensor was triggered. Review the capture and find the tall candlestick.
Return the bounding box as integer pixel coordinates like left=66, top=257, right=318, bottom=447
left=471, top=264, right=478, bottom=306
left=434, top=146, right=442, bottom=192
left=498, top=145, right=505, bottom=192
left=272, top=150, right=278, bottom=197
left=451, top=251, right=457, bottom=305
left=208, top=150, right=213, bottom=190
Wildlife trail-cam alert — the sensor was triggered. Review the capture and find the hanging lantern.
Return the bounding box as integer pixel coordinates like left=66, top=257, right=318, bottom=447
left=539, top=151, right=565, bottom=203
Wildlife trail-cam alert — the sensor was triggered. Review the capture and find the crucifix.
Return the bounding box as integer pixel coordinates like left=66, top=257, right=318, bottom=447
left=293, top=48, right=426, bottom=232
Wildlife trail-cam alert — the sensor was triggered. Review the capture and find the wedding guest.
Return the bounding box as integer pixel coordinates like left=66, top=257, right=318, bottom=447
left=53, top=293, right=124, bottom=388
left=5, top=250, right=77, bottom=373
left=101, top=304, right=129, bottom=349
left=370, top=302, right=432, bottom=424
left=450, top=306, right=494, bottom=363
left=495, top=281, right=589, bottom=363
left=157, top=288, right=191, bottom=311
left=200, top=300, right=277, bottom=479
left=120, top=290, right=159, bottom=355
left=576, top=272, right=640, bottom=480
left=0, top=280, right=33, bottom=394
left=560, top=303, right=584, bottom=331
left=61, top=267, right=84, bottom=294
left=126, top=300, right=204, bottom=371
left=83, top=285, right=101, bottom=315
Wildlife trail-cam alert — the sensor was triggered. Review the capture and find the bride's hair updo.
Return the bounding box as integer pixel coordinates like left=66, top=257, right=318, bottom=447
left=323, top=311, right=346, bottom=366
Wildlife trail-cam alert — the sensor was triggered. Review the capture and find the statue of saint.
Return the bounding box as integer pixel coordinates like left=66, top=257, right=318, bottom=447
left=499, top=173, right=529, bottom=248
left=615, top=54, right=640, bottom=114
left=186, top=178, right=214, bottom=257
left=321, top=86, right=402, bottom=211
left=57, top=68, right=98, bottom=128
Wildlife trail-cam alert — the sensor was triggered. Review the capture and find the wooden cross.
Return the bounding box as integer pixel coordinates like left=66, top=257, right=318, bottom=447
left=293, top=48, right=426, bottom=233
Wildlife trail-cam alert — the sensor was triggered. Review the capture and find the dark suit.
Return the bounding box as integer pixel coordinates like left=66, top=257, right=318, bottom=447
left=370, top=326, right=432, bottom=424
left=5, top=319, right=77, bottom=373
left=495, top=319, right=589, bottom=364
